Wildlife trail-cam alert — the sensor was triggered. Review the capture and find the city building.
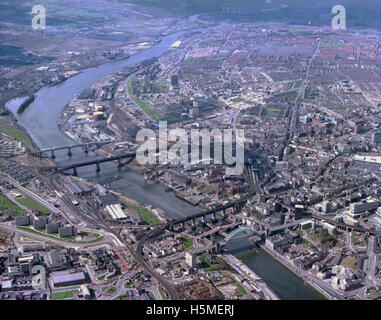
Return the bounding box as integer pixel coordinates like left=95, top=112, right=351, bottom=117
left=51, top=271, right=86, bottom=287
left=46, top=222, right=61, bottom=234
left=348, top=199, right=380, bottom=219
left=58, top=225, right=77, bottom=238
left=15, top=215, right=31, bottom=227
left=372, top=131, right=381, bottom=143
left=185, top=251, right=196, bottom=268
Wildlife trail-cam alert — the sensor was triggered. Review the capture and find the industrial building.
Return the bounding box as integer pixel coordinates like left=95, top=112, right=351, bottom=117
left=65, top=181, right=92, bottom=195
left=51, top=271, right=86, bottom=287
left=105, top=203, right=127, bottom=220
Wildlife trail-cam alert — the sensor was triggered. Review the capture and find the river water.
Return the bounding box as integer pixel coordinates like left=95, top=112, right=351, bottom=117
left=5, top=30, right=323, bottom=300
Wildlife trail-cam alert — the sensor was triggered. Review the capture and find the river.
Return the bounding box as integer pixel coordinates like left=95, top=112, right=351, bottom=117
left=5, top=28, right=323, bottom=300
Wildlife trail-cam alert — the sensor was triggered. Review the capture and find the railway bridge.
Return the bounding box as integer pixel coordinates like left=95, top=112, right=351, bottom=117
left=41, top=153, right=136, bottom=175
left=30, top=140, right=114, bottom=158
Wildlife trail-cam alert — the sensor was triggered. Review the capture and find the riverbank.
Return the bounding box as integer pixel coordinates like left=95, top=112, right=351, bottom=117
left=16, top=94, right=35, bottom=115
left=222, top=253, right=280, bottom=300
left=260, top=244, right=332, bottom=300
left=4, top=27, right=327, bottom=300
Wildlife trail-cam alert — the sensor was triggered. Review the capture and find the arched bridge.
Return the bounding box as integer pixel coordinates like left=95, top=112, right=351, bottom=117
left=225, top=227, right=255, bottom=243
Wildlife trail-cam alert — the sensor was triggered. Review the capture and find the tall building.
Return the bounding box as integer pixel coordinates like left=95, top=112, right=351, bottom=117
left=185, top=251, right=196, bottom=268
left=372, top=131, right=381, bottom=143
left=15, top=215, right=31, bottom=227
left=33, top=216, right=47, bottom=229
left=59, top=225, right=77, bottom=238
left=46, top=222, right=61, bottom=234
left=170, top=74, right=179, bottom=88
left=348, top=199, right=380, bottom=219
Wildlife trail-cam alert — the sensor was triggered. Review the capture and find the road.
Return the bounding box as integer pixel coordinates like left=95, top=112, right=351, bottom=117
left=0, top=223, right=89, bottom=248
left=280, top=38, right=321, bottom=160
left=365, top=236, right=379, bottom=287
left=4, top=175, right=76, bottom=225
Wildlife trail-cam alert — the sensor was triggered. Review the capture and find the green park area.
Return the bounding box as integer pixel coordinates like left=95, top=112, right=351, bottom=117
left=181, top=235, right=194, bottom=251
left=97, top=274, right=106, bottom=282
left=0, top=193, right=27, bottom=216
left=18, top=226, right=104, bottom=244
left=341, top=256, right=357, bottom=271
left=159, top=288, right=167, bottom=300
left=294, top=79, right=302, bottom=88
left=15, top=194, right=51, bottom=214
left=0, top=127, right=34, bottom=150
left=106, top=286, right=117, bottom=295
left=113, top=293, right=128, bottom=300
left=199, top=252, right=222, bottom=271
left=50, top=290, right=77, bottom=300
left=234, top=282, right=247, bottom=297
left=123, top=201, right=161, bottom=225
left=127, top=77, right=160, bottom=120
left=148, top=291, right=156, bottom=300
left=265, top=107, right=283, bottom=119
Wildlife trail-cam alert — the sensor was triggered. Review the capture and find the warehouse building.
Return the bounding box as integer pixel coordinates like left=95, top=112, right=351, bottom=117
left=51, top=271, right=86, bottom=287
left=65, top=181, right=92, bottom=196
left=105, top=203, right=128, bottom=220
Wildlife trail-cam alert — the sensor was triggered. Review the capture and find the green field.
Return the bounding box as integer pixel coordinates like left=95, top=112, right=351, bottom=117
left=0, top=193, right=27, bottom=216
left=50, top=290, right=77, bottom=300
left=181, top=236, right=193, bottom=251
left=18, top=226, right=104, bottom=244
left=294, top=80, right=302, bottom=89
left=234, top=282, right=247, bottom=297
left=124, top=202, right=161, bottom=225
left=127, top=77, right=160, bottom=120
left=265, top=108, right=283, bottom=119
left=199, top=252, right=222, bottom=271
left=148, top=291, right=156, bottom=300
left=113, top=293, right=128, bottom=300
left=181, top=235, right=194, bottom=251
left=341, top=256, right=357, bottom=271
left=0, top=127, right=34, bottom=150
left=106, top=286, right=117, bottom=295
left=159, top=288, right=167, bottom=300
left=15, top=194, right=51, bottom=214
left=97, top=275, right=106, bottom=281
